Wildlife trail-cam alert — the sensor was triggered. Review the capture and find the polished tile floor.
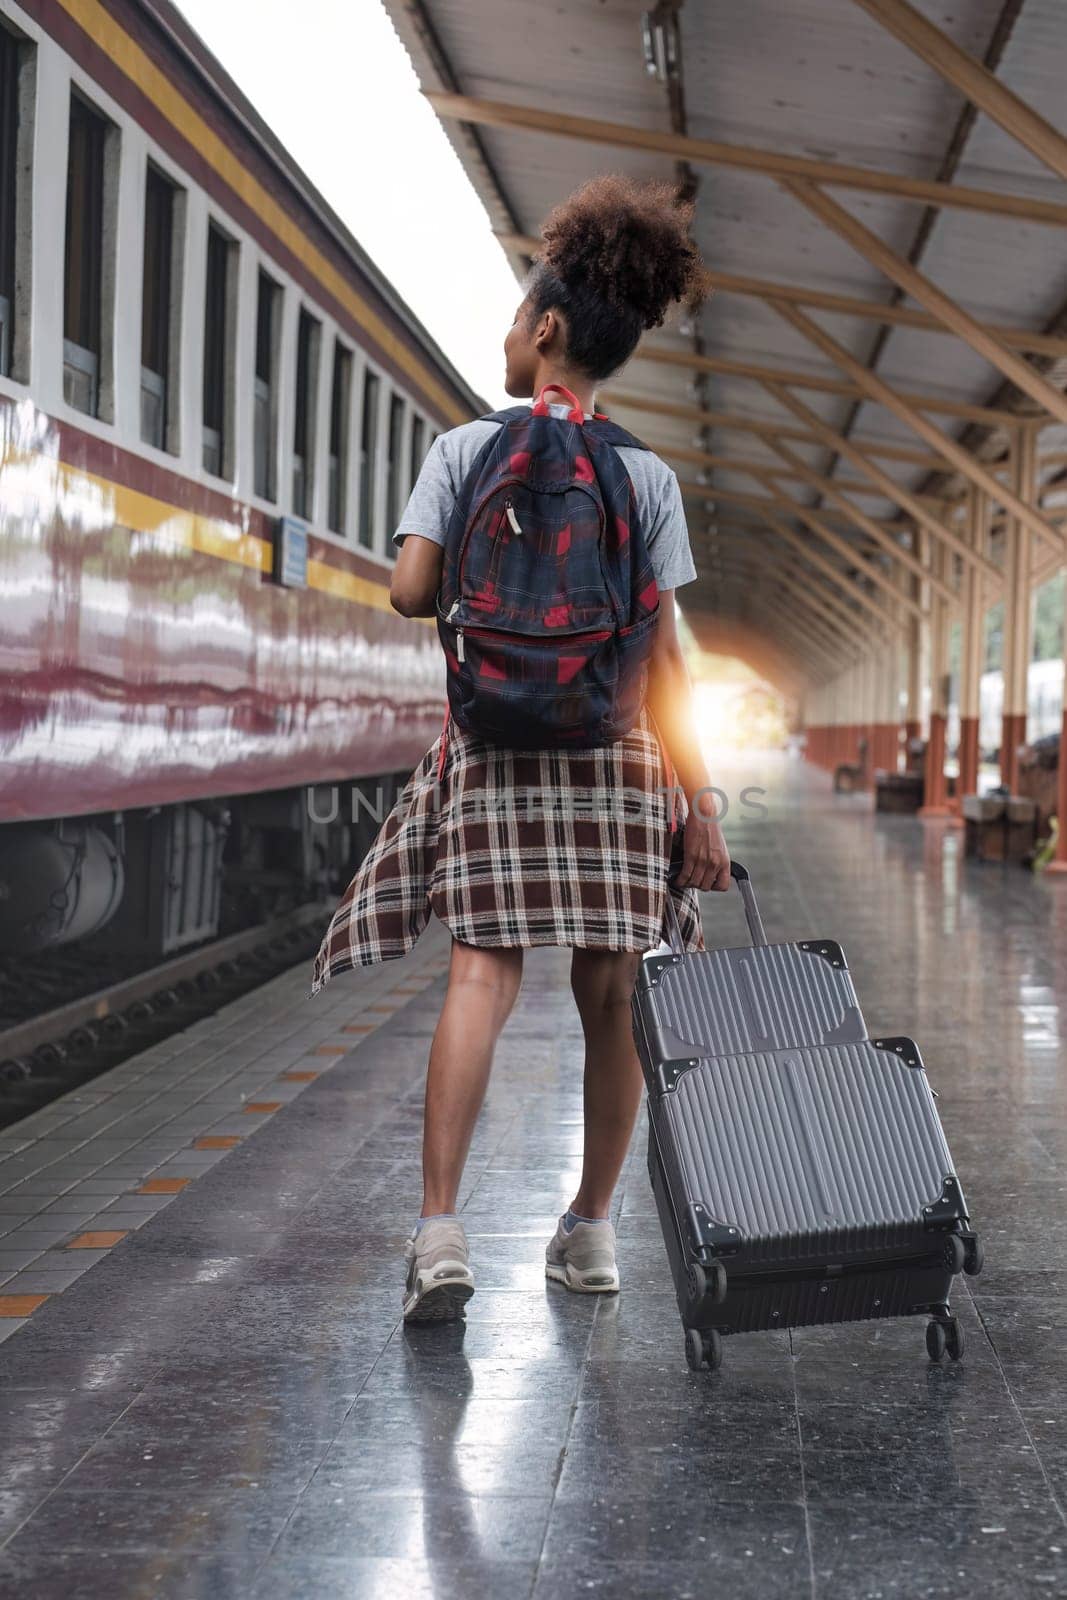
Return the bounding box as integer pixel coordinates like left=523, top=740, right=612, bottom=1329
left=1, top=752, right=1066, bottom=1599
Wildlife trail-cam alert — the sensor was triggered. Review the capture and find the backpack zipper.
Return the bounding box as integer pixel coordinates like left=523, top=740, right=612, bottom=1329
left=455, top=622, right=612, bottom=665
left=456, top=478, right=604, bottom=593
left=457, top=477, right=524, bottom=583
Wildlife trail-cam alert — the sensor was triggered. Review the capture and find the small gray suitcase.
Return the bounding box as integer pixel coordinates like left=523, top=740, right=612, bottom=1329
left=633, top=863, right=983, bottom=1373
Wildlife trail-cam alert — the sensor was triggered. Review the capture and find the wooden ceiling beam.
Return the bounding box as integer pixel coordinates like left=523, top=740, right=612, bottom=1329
left=752, top=476, right=931, bottom=616
left=698, top=549, right=878, bottom=647
left=697, top=271, right=1067, bottom=360
left=427, top=92, right=1067, bottom=226
left=762, top=382, right=1001, bottom=579
left=602, top=390, right=945, bottom=468
left=630, top=345, right=1020, bottom=428
left=771, top=297, right=1067, bottom=554
left=495, top=246, right=1067, bottom=360
left=702, top=520, right=904, bottom=637
left=756, top=439, right=955, bottom=599
left=849, top=0, right=1067, bottom=185
left=714, top=583, right=858, bottom=669
left=782, top=180, right=1067, bottom=431
left=692, top=487, right=923, bottom=621
left=653, top=438, right=913, bottom=500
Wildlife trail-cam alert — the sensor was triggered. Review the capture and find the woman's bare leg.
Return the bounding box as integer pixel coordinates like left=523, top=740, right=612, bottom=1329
left=568, top=948, right=643, bottom=1219
left=420, top=940, right=524, bottom=1216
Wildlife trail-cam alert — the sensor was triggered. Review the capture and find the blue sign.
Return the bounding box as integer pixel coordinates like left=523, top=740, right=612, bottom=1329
left=276, top=517, right=308, bottom=589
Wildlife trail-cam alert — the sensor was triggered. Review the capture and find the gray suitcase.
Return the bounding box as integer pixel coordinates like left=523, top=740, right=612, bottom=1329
left=633, top=863, right=983, bottom=1373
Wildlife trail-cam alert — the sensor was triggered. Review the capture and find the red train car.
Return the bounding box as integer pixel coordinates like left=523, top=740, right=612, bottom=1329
left=0, top=0, right=481, bottom=957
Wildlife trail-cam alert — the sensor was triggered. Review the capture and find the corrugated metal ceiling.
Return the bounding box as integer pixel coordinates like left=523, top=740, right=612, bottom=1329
left=386, top=0, right=1067, bottom=683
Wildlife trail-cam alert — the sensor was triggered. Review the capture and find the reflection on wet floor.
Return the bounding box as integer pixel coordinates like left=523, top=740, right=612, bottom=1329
left=1, top=752, right=1066, bottom=1598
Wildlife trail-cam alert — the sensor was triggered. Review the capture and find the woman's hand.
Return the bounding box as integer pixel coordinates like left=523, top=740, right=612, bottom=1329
left=675, top=809, right=731, bottom=892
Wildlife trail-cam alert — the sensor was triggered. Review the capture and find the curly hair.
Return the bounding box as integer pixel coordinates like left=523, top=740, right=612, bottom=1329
left=525, top=175, right=709, bottom=380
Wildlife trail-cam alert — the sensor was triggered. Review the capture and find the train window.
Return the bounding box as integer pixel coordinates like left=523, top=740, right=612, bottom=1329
left=202, top=220, right=236, bottom=478
left=409, top=415, right=425, bottom=491
left=358, top=367, right=379, bottom=549
left=141, top=164, right=181, bottom=452
left=327, top=338, right=352, bottom=534
left=292, top=307, right=320, bottom=519
left=64, top=92, right=117, bottom=419
left=0, top=23, right=32, bottom=382
left=385, top=392, right=405, bottom=537
left=254, top=269, right=281, bottom=500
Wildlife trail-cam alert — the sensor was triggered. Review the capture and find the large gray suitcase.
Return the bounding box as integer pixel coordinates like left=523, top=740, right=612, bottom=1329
left=633, top=863, right=983, bottom=1373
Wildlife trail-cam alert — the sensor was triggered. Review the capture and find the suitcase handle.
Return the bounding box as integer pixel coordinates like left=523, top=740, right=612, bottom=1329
left=663, top=859, right=768, bottom=952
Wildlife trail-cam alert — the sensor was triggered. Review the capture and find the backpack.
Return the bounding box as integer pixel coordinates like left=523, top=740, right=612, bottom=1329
left=436, top=384, right=661, bottom=750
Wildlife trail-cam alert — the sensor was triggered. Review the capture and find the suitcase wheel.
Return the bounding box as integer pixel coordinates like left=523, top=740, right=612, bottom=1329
left=685, top=1326, right=723, bottom=1373
left=685, top=1260, right=728, bottom=1313
left=962, top=1235, right=984, bottom=1277
left=943, top=1234, right=966, bottom=1275
left=925, top=1320, right=946, bottom=1362
left=926, top=1316, right=964, bottom=1363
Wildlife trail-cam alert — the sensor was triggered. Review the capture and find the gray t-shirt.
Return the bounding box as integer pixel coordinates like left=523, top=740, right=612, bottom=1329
left=394, top=402, right=697, bottom=591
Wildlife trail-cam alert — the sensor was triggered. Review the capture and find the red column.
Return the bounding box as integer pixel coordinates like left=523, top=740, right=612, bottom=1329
left=918, top=711, right=952, bottom=817
left=1045, top=709, right=1067, bottom=876
left=873, top=722, right=901, bottom=773
left=1000, top=711, right=1028, bottom=794
left=958, top=715, right=980, bottom=802
left=860, top=721, right=875, bottom=790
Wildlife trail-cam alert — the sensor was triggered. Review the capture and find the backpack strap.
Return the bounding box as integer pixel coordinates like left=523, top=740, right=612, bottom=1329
left=478, top=402, right=650, bottom=453
left=584, top=416, right=651, bottom=452
left=479, top=404, right=532, bottom=425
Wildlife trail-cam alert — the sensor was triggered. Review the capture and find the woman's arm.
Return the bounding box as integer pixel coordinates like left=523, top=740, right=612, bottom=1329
left=390, top=535, right=445, bottom=618
left=645, top=593, right=731, bottom=892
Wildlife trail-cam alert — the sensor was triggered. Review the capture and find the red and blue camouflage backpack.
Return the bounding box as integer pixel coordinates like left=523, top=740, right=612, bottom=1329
left=436, top=383, right=661, bottom=750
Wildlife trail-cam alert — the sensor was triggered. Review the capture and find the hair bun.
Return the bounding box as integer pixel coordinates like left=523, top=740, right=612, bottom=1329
left=538, top=175, right=708, bottom=330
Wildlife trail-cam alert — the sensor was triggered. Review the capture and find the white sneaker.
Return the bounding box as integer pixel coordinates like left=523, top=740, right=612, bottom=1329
left=545, top=1213, right=620, bottom=1294
left=402, top=1216, right=475, bottom=1323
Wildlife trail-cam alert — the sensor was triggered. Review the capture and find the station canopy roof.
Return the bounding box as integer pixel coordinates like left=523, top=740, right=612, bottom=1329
left=386, top=0, right=1067, bottom=691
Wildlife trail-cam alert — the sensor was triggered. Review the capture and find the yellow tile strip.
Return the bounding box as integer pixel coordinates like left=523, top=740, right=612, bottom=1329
left=0, top=1293, right=50, bottom=1316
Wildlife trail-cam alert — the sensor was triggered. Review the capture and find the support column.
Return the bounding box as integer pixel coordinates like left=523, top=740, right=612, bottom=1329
left=870, top=642, right=890, bottom=774
left=877, top=557, right=910, bottom=774
left=958, top=488, right=988, bottom=803
left=904, top=566, right=924, bottom=769
left=920, top=530, right=953, bottom=817
left=859, top=652, right=875, bottom=789
left=1001, top=427, right=1036, bottom=793
left=1045, top=566, right=1067, bottom=876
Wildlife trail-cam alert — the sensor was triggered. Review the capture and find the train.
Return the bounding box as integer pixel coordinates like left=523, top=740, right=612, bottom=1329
left=0, top=0, right=482, bottom=963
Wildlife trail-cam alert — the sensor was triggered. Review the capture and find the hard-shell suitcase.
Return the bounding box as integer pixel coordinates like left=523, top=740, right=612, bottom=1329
left=632, top=863, right=983, bottom=1373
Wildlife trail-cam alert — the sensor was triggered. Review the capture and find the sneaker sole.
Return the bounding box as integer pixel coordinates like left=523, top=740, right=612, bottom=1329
left=402, top=1277, right=475, bottom=1324
left=545, top=1260, right=620, bottom=1294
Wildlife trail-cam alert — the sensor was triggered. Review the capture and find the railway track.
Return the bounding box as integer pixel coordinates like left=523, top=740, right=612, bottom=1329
left=0, top=904, right=329, bottom=1132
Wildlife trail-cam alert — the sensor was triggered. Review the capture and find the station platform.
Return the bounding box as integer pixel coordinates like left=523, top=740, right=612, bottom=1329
left=1, top=753, right=1066, bottom=1600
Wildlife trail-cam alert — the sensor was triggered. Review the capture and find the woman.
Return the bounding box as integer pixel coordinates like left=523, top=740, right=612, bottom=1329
left=312, top=176, right=730, bottom=1322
